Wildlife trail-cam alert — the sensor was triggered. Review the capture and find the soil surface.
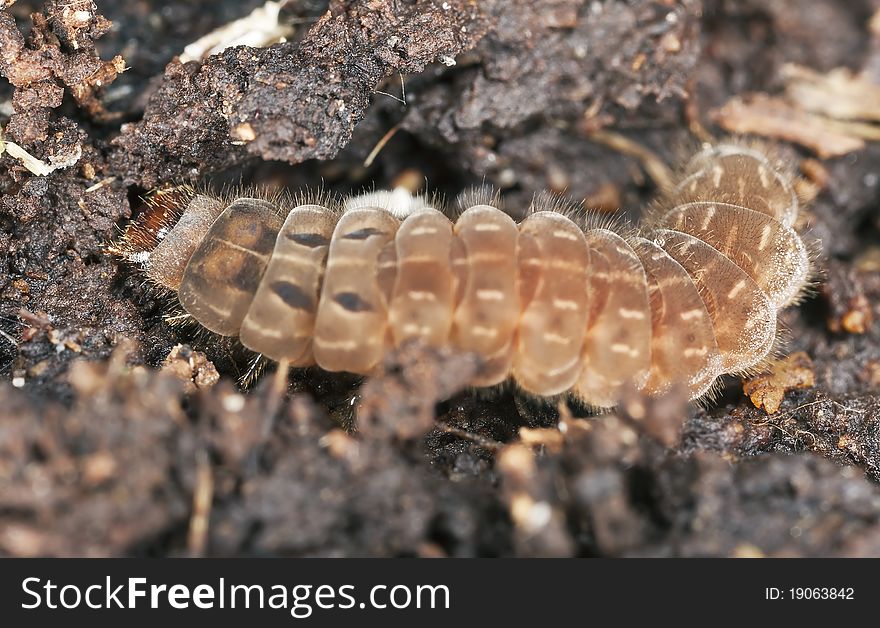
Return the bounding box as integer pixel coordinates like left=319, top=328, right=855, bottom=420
left=1, top=0, right=880, bottom=557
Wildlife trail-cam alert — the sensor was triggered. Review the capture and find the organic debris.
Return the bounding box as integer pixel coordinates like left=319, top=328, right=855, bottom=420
left=743, top=352, right=817, bottom=414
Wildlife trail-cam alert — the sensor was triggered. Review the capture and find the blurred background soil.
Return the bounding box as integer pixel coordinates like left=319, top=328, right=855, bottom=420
left=1, top=0, right=880, bottom=556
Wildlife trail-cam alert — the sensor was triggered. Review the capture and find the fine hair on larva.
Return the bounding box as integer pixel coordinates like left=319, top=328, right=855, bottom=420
left=114, top=142, right=814, bottom=407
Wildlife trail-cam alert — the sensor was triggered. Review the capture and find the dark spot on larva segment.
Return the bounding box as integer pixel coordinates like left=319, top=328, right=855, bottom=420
left=231, top=258, right=268, bottom=291
left=286, top=232, right=330, bottom=247
left=334, top=291, right=374, bottom=312
left=270, top=281, right=314, bottom=311
left=343, top=227, right=385, bottom=240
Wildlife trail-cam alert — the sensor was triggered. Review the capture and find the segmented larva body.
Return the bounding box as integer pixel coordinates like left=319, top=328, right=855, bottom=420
left=119, top=144, right=812, bottom=405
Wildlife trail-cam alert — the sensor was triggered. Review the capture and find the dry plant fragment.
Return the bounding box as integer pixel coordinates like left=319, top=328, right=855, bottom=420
left=179, top=1, right=296, bottom=63
left=713, top=94, right=866, bottom=159
left=586, top=129, right=674, bottom=191
left=824, top=263, right=875, bottom=335
left=0, top=125, right=82, bottom=176
left=782, top=64, right=880, bottom=122
left=743, top=352, right=816, bottom=414
left=713, top=59, right=880, bottom=158
left=0, top=128, right=54, bottom=175
left=837, top=296, right=873, bottom=335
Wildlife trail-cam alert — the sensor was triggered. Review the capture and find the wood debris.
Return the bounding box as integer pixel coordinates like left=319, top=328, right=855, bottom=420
left=713, top=93, right=867, bottom=158
left=713, top=62, right=880, bottom=158
left=743, top=352, right=816, bottom=414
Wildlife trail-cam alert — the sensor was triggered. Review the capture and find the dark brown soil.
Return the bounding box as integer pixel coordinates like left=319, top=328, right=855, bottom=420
left=1, top=0, right=880, bottom=557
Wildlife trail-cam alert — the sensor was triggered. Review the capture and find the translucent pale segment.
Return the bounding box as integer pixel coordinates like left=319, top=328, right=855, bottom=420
left=178, top=198, right=283, bottom=336
left=630, top=237, right=723, bottom=398
left=387, top=208, right=458, bottom=347
left=512, top=212, right=591, bottom=396
left=672, top=145, right=799, bottom=227
left=659, top=202, right=809, bottom=308
left=239, top=205, right=337, bottom=364
left=148, top=194, right=225, bottom=291
left=313, top=208, right=400, bottom=374
left=654, top=228, right=777, bottom=373
left=452, top=205, right=521, bottom=387
left=573, top=229, right=652, bottom=407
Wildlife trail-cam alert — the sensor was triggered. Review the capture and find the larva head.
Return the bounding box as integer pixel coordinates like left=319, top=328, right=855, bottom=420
left=671, top=143, right=800, bottom=228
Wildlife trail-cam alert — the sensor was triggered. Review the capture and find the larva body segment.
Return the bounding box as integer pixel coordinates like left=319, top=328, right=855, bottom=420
left=512, top=212, right=591, bottom=396
left=388, top=208, right=459, bottom=348
left=450, top=206, right=522, bottom=387
left=147, top=194, right=224, bottom=291
left=672, top=144, right=799, bottom=228
left=118, top=142, right=813, bottom=408
left=178, top=198, right=283, bottom=336
left=630, top=238, right=723, bottom=398
left=658, top=202, right=809, bottom=308
left=238, top=205, right=336, bottom=365
left=312, top=209, right=400, bottom=374
left=575, top=229, right=651, bottom=406
left=654, top=229, right=776, bottom=373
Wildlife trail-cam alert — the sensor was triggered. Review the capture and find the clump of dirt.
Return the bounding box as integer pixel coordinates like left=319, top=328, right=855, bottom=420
left=2, top=0, right=880, bottom=557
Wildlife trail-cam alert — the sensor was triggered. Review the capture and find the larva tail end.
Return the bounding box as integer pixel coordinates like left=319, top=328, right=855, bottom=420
left=108, top=184, right=196, bottom=266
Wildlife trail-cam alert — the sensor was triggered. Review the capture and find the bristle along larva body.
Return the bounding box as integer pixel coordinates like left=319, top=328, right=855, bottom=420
left=117, top=142, right=814, bottom=407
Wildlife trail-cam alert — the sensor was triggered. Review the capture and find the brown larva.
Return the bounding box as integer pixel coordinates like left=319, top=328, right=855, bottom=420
left=114, top=142, right=813, bottom=406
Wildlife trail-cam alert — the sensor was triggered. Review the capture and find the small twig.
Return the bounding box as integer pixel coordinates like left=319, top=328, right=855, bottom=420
left=85, top=176, right=116, bottom=193
left=363, top=124, right=401, bottom=167
left=435, top=423, right=504, bottom=450
left=374, top=90, right=407, bottom=105
left=587, top=129, right=675, bottom=191
left=244, top=358, right=290, bottom=476
left=187, top=448, right=214, bottom=557
left=683, top=79, right=715, bottom=143
left=0, top=328, right=17, bottom=347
